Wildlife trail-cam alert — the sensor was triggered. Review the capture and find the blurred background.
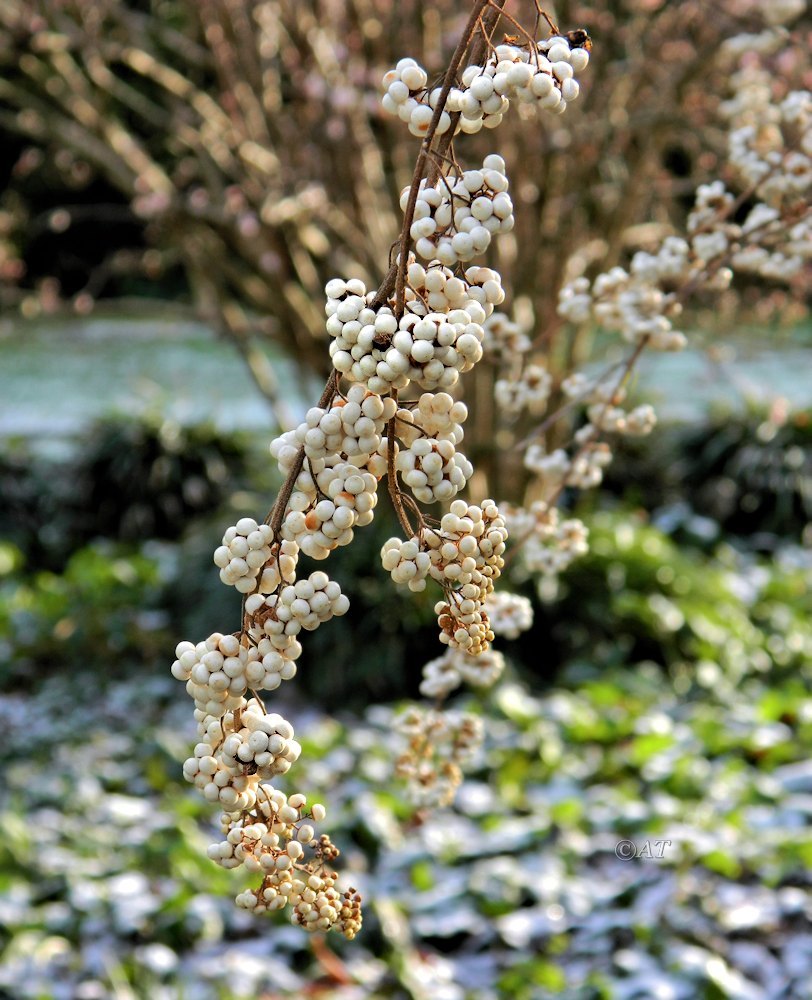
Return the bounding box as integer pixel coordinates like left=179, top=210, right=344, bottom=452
left=1, top=1, right=811, bottom=998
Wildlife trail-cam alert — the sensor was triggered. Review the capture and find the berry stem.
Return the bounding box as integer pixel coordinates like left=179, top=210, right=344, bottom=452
left=369, top=0, right=507, bottom=314
left=424, top=0, right=508, bottom=185
left=387, top=391, right=416, bottom=537
left=266, top=369, right=340, bottom=538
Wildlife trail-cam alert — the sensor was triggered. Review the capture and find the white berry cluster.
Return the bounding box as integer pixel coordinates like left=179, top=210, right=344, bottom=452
left=324, top=260, right=505, bottom=405
left=495, top=363, right=552, bottom=417
left=687, top=183, right=757, bottom=272
left=428, top=500, right=508, bottom=653
left=557, top=276, right=593, bottom=324
left=392, top=392, right=473, bottom=503
left=557, top=235, right=698, bottom=351
left=381, top=36, right=590, bottom=138
left=502, top=501, right=589, bottom=578
left=402, top=258, right=506, bottom=320
left=246, top=571, right=350, bottom=642
left=419, top=646, right=506, bottom=699
left=586, top=401, right=657, bottom=436
left=218, top=708, right=301, bottom=778
left=730, top=202, right=811, bottom=281
left=272, top=427, right=389, bottom=494
left=172, top=633, right=301, bottom=716
left=396, top=391, right=469, bottom=443
left=325, top=263, right=505, bottom=393
left=452, top=37, right=588, bottom=125
left=182, top=747, right=258, bottom=813
left=482, top=311, right=531, bottom=363
left=572, top=265, right=689, bottom=351
left=723, top=80, right=811, bottom=280
left=172, top=633, right=253, bottom=717
left=694, top=56, right=812, bottom=281
left=744, top=245, right=810, bottom=282
left=687, top=182, right=735, bottom=238
left=486, top=591, right=534, bottom=640
left=280, top=463, right=378, bottom=559
left=189, top=704, right=362, bottom=936
left=727, top=84, right=812, bottom=208
left=396, top=436, right=473, bottom=503
left=293, top=385, right=397, bottom=466
left=555, top=375, right=657, bottom=439
left=183, top=706, right=300, bottom=812
left=426, top=499, right=508, bottom=593
left=327, top=283, right=487, bottom=394
left=213, top=518, right=275, bottom=594
left=175, top=469, right=362, bottom=935
left=380, top=537, right=432, bottom=591
left=525, top=438, right=612, bottom=491
left=381, top=58, right=453, bottom=137
left=382, top=500, right=508, bottom=653
left=207, top=786, right=362, bottom=938
left=435, top=596, right=493, bottom=656
left=405, top=155, right=514, bottom=266
left=394, top=706, right=484, bottom=807
left=685, top=173, right=810, bottom=286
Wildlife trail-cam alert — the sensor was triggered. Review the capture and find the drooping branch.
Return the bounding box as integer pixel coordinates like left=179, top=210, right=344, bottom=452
left=369, top=0, right=507, bottom=313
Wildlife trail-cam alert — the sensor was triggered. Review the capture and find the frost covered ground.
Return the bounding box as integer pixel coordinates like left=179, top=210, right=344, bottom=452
left=2, top=642, right=811, bottom=999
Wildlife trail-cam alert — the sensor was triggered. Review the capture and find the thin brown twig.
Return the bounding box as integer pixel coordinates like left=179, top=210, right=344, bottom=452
left=387, top=394, right=416, bottom=537
left=392, top=0, right=493, bottom=319
left=426, top=0, right=508, bottom=189
left=486, top=2, right=537, bottom=49
left=265, top=369, right=340, bottom=536
left=370, top=0, right=507, bottom=312
left=534, top=2, right=559, bottom=35
left=477, top=14, right=498, bottom=60
left=401, top=491, right=426, bottom=531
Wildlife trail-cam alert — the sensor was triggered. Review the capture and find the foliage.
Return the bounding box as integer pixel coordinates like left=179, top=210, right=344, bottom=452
left=75, top=417, right=256, bottom=543
left=595, top=403, right=812, bottom=546
left=0, top=539, right=172, bottom=686
left=679, top=406, right=812, bottom=543
left=1, top=406, right=810, bottom=991
left=531, top=509, right=812, bottom=684
left=3, top=413, right=810, bottom=706
left=0, top=637, right=809, bottom=997
left=0, top=417, right=251, bottom=570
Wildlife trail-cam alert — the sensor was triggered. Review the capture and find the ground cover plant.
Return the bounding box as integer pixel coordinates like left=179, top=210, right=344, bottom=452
left=1, top=529, right=811, bottom=996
